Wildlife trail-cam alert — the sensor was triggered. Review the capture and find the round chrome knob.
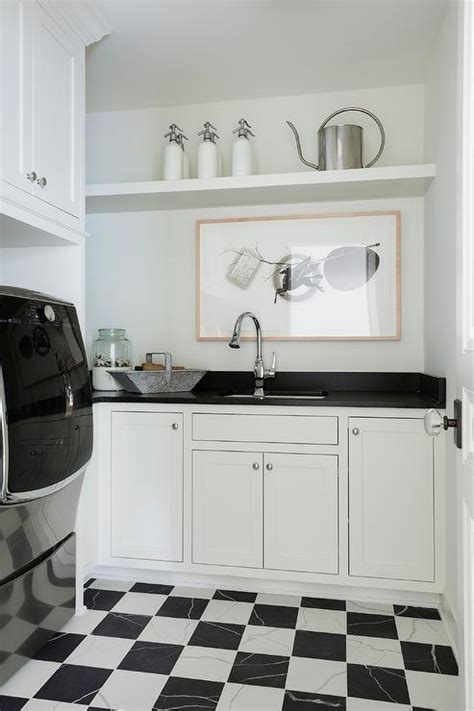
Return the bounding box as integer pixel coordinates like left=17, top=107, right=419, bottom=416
left=37, top=176, right=47, bottom=187
left=172, top=423, right=179, bottom=430
left=26, top=171, right=37, bottom=183
left=352, top=428, right=360, bottom=436
left=266, top=463, right=273, bottom=471
left=252, top=462, right=260, bottom=470
left=44, top=304, right=56, bottom=322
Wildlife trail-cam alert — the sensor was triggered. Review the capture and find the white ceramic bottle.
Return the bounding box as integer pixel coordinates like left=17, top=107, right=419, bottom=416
left=162, top=124, right=183, bottom=180
left=177, top=131, right=190, bottom=178
left=197, top=122, right=219, bottom=178
left=232, top=119, right=255, bottom=176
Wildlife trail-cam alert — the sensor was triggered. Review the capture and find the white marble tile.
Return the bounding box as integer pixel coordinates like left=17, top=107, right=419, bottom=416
left=286, top=657, right=347, bottom=696
left=65, top=634, right=135, bottom=668
left=395, top=616, right=451, bottom=645
left=346, top=600, right=394, bottom=615
left=91, top=668, right=167, bottom=710
left=256, top=593, right=301, bottom=607
left=0, top=660, right=61, bottom=697
left=406, top=669, right=460, bottom=710
left=170, top=645, right=237, bottom=682
left=1, top=617, right=36, bottom=652
left=111, top=591, right=167, bottom=615
left=346, top=635, right=404, bottom=669
left=138, top=616, right=199, bottom=645
left=169, top=585, right=215, bottom=599
left=88, top=577, right=134, bottom=592
left=23, top=701, right=86, bottom=710
left=59, top=609, right=108, bottom=635
left=296, top=607, right=347, bottom=634
left=201, top=599, right=253, bottom=625
left=238, top=625, right=295, bottom=656
left=347, top=698, right=410, bottom=711
left=216, top=682, right=285, bottom=710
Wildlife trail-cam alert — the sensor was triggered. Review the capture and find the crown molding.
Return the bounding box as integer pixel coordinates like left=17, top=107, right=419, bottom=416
left=42, top=0, right=110, bottom=46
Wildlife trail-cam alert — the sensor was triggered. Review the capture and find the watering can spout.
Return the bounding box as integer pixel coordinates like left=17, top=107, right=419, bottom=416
left=286, top=121, right=320, bottom=171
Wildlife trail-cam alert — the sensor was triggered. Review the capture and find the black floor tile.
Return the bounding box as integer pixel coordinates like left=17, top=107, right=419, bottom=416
left=130, top=582, right=174, bottom=595
left=84, top=578, right=95, bottom=589
left=292, top=630, right=346, bottom=661
left=0, top=697, right=28, bottom=711
left=84, top=588, right=125, bottom=611
left=154, top=676, right=224, bottom=710
left=34, top=664, right=112, bottom=705
left=347, top=612, right=398, bottom=639
left=228, top=651, right=289, bottom=688
left=156, top=596, right=209, bottom=620
left=249, top=604, right=299, bottom=629
left=301, top=597, right=346, bottom=611
left=33, top=632, right=85, bottom=662
left=401, top=641, right=459, bottom=675
left=118, top=640, right=183, bottom=675
left=284, top=689, right=346, bottom=710
left=91, top=612, right=151, bottom=640
left=347, top=663, right=410, bottom=705
left=213, top=589, right=258, bottom=603
left=188, top=620, right=245, bottom=650
left=394, top=605, right=441, bottom=620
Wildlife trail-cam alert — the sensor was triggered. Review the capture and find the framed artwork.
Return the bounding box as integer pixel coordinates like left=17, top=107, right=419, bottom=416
left=196, top=210, right=400, bottom=341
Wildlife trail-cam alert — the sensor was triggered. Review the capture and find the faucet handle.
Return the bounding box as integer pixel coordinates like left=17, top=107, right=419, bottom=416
left=266, top=351, right=277, bottom=378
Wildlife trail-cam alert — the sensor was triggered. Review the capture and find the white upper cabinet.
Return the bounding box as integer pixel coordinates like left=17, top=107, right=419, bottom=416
left=349, top=417, right=435, bottom=582
left=32, top=2, right=82, bottom=217
left=264, top=453, right=339, bottom=575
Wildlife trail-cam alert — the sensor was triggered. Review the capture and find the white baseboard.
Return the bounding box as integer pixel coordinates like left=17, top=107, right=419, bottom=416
left=440, top=592, right=459, bottom=661
left=87, top=564, right=441, bottom=608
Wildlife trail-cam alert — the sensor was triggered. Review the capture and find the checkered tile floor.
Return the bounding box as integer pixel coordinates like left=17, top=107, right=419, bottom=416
left=0, top=578, right=459, bottom=710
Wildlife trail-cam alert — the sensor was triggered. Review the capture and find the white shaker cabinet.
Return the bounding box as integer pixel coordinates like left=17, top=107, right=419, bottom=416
left=192, top=450, right=263, bottom=568
left=349, top=417, right=435, bottom=582
left=264, top=453, right=339, bottom=574
left=111, top=412, right=183, bottom=562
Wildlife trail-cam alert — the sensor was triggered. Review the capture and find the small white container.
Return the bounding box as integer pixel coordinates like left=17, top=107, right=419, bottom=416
left=162, top=123, right=183, bottom=180
left=92, top=366, right=125, bottom=391
left=197, top=121, right=219, bottom=178
left=232, top=119, right=255, bottom=176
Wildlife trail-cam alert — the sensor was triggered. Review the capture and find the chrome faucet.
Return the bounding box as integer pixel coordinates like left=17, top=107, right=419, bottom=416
left=228, top=312, right=276, bottom=398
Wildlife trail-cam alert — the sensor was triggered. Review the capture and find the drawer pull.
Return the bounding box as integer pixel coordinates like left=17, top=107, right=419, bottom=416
left=26, top=171, right=37, bottom=183
left=352, top=427, right=360, bottom=436
left=266, top=463, right=273, bottom=471
left=172, top=423, right=179, bottom=430
left=252, top=462, right=260, bottom=470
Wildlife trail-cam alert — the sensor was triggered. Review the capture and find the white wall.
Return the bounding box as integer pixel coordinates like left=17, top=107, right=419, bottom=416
left=424, top=0, right=460, bottom=657
left=86, top=196, right=424, bottom=372
left=86, top=84, right=425, bottom=184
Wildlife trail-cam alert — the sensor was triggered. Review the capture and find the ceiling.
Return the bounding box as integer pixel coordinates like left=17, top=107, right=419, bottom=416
left=86, top=0, right=448, bottom=114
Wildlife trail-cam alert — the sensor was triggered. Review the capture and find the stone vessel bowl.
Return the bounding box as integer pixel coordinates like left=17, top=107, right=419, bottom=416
left=108, top=369, right=208, bottom=394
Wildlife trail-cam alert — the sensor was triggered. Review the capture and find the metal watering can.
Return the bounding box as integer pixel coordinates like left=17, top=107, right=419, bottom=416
left=287, top=106, right=385, bottom=171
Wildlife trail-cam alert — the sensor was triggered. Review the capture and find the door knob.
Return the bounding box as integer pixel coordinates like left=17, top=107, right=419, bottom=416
left=252, top=462, right=260, bottom=470
left=26, top=171, right=37, bottom=182
left=36, top=176, right=47, bottom=187
left=265, top=463, right=273, bottom=470
left=424, top=400, right=462, bottom=449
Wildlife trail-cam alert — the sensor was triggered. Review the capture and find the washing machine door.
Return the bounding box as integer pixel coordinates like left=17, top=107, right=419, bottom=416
left=0, top=288, right=92, bottom=502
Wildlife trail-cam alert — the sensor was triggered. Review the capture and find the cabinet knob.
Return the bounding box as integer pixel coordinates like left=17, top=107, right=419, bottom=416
left=265, top=463, right=273, bottom=471
left=26, top=171, right=37, bottom=183
left=352, top=427, right=360, bottom=435
left=36, top=176, right=47, bottom=187
left=252, top=462, right=260, bottom=470
left=172, top=423, right=179, bottom=430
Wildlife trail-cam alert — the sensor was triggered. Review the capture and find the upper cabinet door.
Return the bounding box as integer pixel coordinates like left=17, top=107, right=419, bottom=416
left=264, top=453, right=339, bottom=574
left=32, top=2, right=82, bottom=217
left=349, top=417, right=435, bottom=582
left=0, top=0, right=34, bottom=194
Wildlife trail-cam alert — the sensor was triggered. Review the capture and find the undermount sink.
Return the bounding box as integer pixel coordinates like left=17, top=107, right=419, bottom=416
left=222, top=390, right=328, bottom=401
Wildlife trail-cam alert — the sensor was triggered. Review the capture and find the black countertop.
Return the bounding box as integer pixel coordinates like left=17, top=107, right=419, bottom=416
left=92, top=371, right=446, bottom=409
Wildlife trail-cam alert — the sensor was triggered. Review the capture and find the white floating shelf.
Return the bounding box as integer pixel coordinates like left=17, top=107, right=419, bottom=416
left=86, top=164, right=436, bottom=213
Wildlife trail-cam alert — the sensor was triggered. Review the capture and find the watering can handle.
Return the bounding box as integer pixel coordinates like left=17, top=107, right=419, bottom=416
left=318, top=107, right=385, bottom=168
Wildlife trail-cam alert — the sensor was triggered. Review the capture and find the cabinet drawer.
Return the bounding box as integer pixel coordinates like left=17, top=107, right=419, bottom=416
left=192, top=413, right=338, bottom=445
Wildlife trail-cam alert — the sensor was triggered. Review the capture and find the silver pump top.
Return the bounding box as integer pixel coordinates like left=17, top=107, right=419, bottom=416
left=176, top=132, right=188, bottom=150
left=233, top=118, right=255, bottom=139
left=198, top=121, right=219, bottom=143
left=164, top=123, right=183, bottom=142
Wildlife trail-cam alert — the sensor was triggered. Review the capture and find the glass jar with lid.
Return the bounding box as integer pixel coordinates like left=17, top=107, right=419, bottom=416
left=92, top=328, right=133, bottom=391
